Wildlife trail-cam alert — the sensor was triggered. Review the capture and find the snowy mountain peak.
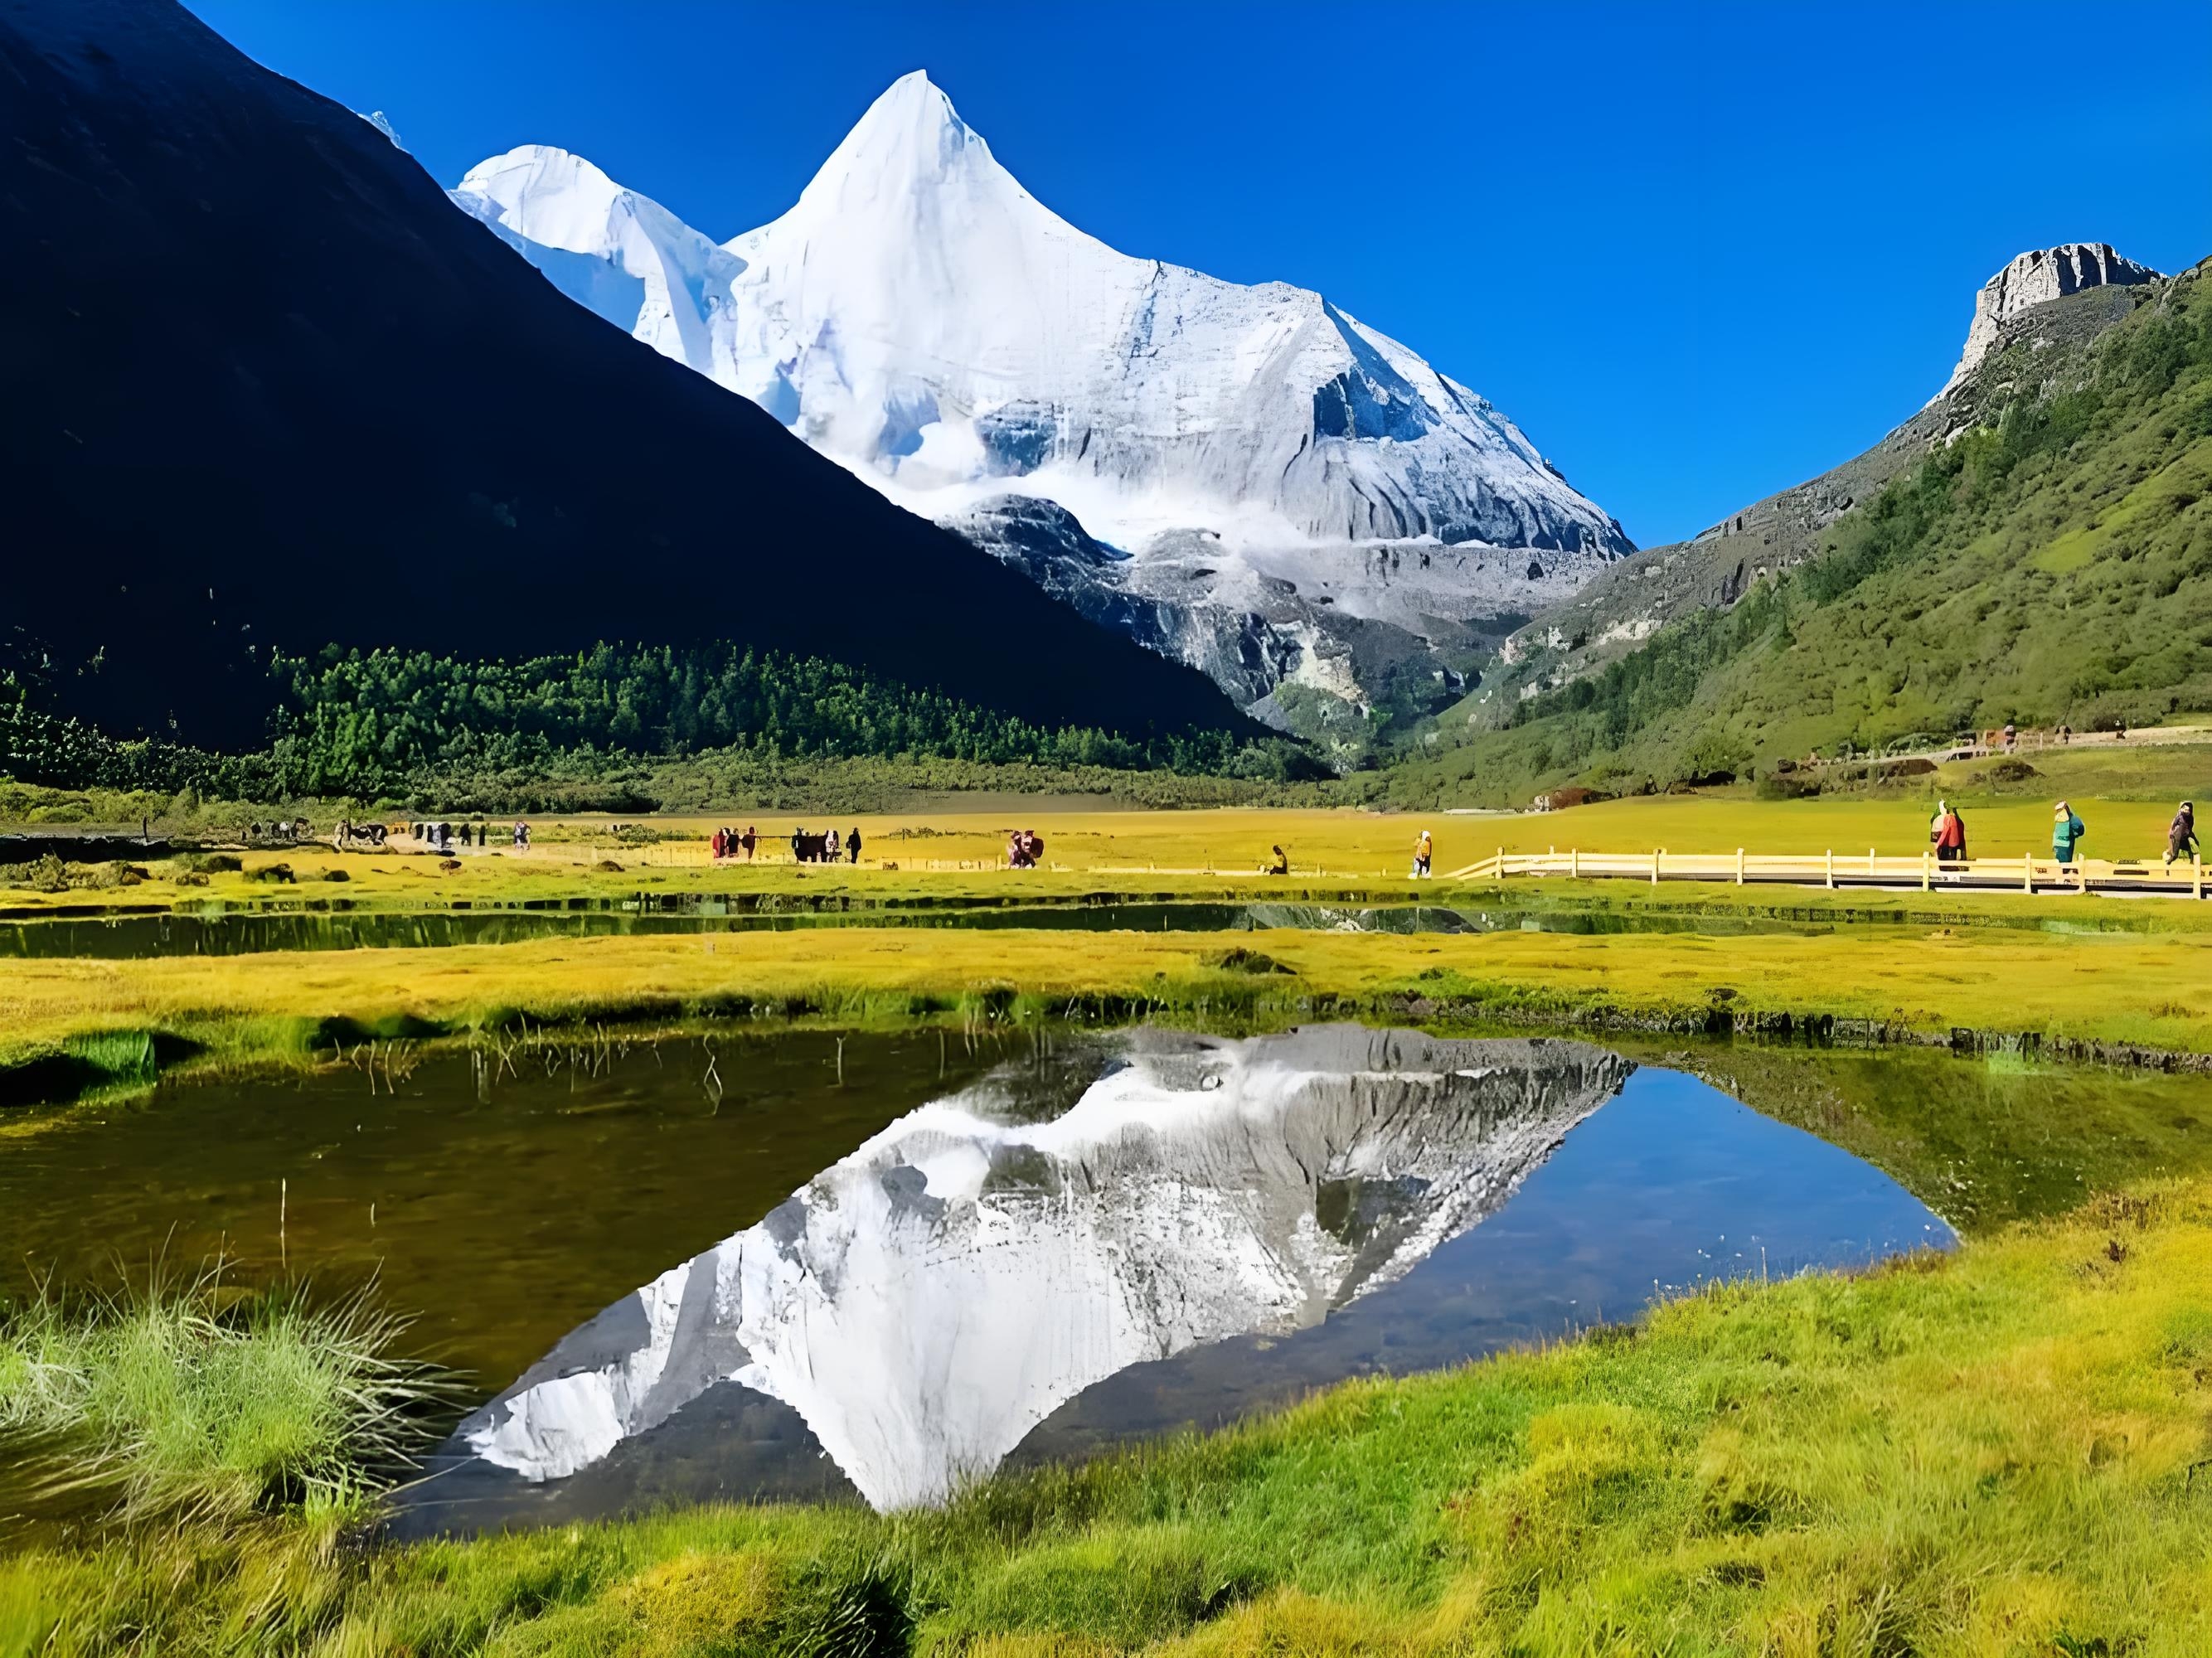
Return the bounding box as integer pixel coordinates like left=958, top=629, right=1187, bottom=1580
left=819, top=69, right=979, bottom=182
left=453, top=75, right=1635, bottom=725
left=799, top=71, right=1024, bottom=221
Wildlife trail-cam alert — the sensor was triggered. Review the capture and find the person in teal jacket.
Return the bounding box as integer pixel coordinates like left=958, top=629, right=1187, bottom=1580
left=2052, top=800, right=2086, bottom=865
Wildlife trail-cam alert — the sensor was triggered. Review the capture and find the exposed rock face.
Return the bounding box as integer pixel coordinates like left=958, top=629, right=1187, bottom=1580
left=942, top=496, right=1303, bottom=715
left=455, top=1026, right=1631, bottom=1510
left=1939, top=244, right=2159, bottom=398
left=943, top=495, right=1517, bottom=725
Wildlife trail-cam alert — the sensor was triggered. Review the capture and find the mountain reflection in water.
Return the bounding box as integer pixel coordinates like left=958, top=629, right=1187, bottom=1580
left=436, top=1028, right=1623, bottom=1512
left=403, top=1025, right=1946, bottom=1532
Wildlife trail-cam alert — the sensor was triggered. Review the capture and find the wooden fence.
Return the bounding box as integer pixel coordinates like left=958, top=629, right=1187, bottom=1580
left=1438, top=846, right=2207, bottom=899
left=484, top=838, right=2204, bottom=898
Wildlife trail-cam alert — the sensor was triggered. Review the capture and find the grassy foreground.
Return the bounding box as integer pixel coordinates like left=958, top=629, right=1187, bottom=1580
left=0, top=1277, right=443, bottom=1527
left=8, top=921, right=2212, bottom=1103
left=7, top=1177, right=2210, bottom=1654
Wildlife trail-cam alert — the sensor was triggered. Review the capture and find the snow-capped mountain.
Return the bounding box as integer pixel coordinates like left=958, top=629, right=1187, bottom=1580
left=453, top=73, right=1633, bottom=725
left=452, top=1027, right=1630, bottom=1510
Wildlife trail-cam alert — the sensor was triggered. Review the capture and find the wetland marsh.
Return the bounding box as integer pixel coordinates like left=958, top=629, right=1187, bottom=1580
left=5, top=802, right=2212, bottom=1652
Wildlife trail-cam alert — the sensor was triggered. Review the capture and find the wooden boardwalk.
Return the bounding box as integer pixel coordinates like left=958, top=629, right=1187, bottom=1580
left=503, top=839, right=2205, bottom=898
left=1439, top=847, right=2208, bottom=899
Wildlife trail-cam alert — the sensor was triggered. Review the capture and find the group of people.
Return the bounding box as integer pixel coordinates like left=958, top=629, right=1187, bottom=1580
left=711, top=826, right=759, bottom=861
left=1928, top=797, right=2200, bottom=870
left=245, top=819, right=308, bottom=843
left=399, top=821, right=531, bottom=851
left=790, top=826, right=862, bottom=865
left=408, top=820, right=492, bottom=852
left=1007, top=829, right=1045, bottom=868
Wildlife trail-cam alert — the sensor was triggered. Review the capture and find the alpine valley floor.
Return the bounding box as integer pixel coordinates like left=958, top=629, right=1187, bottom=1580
left=6, top=796, right=2212, bottom=1655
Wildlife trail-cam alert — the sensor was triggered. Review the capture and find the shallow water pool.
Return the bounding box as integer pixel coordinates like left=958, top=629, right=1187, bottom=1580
left=0, top=1022, right=1967, bottom=1534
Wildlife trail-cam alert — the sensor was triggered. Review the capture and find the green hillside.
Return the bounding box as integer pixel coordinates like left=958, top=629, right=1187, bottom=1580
left=1399, top=259, right=2212, bottom=806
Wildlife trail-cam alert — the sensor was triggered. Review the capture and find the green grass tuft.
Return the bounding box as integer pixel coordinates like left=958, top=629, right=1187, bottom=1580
left=0, top=1272, right=454, bottom=1525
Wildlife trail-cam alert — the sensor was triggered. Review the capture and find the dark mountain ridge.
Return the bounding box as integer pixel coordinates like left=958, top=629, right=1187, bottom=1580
left=0, top=0, right=1253, bottom=749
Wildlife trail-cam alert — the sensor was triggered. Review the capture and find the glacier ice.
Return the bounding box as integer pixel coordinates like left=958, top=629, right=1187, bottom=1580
left=454, top=1025, right=1631, bottom=1510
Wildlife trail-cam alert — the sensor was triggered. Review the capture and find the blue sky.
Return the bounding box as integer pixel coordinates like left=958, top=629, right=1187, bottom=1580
left=187, top=0, right=2210, bottom=550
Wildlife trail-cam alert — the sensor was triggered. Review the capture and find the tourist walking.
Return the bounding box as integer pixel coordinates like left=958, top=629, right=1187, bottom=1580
left=825, top=827, right=842, bottom=865
left=1412, top=829, right=1433, bottom=878
left=791, top=826, right=807, bottom=863
left=2052, top=801, right=2086, bottom=866
left=847, top=826, right=862, bottom=865
left=2166, top=801, right=2199, bottom=870
left=740, top=825, right=757, bottom=860
left=711, top=827, right=727, bottom=861
left=1930, top=800, right=1966, bottom=864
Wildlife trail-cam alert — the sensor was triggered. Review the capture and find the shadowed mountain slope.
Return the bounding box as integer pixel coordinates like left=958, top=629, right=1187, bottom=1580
left=0, top=0, right=1252, bottom=749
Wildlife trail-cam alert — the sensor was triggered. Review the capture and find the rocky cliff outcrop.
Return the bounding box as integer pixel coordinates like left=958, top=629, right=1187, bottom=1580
left=1938, top=243, right=2159, bottom=398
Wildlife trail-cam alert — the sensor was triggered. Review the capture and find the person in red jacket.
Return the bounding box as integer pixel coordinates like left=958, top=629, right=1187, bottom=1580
left=1931, top=800, right=1967, bottom=864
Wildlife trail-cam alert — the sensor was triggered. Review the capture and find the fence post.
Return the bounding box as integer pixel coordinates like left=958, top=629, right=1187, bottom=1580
left=1868, top=847, right=1876, bottom=876
left=1824, top=848, right=1834, bottom=890
left=1921, top=850, right=1929, bottom=891
left=2196, top=859, right=2204, bottom=901
left=2022, top=856, right=2033, bottom=893
left=1570, top=847, right=1579, bottom=879
left=1736, top=846, right=1744, bottom=885
left=1651, top=849, right=1660, bottom=885
left=1496, top=846, right=1505, bottom=883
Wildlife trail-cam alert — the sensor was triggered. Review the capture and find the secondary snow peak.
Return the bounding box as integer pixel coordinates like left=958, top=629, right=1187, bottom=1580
left=453, top=143, right=745, bottom=382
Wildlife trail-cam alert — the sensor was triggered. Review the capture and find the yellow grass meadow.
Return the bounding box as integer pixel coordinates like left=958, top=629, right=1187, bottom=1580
left=7, top=794, right=2210, bottom=920
left=8, top=920, right=2212, bottom=1079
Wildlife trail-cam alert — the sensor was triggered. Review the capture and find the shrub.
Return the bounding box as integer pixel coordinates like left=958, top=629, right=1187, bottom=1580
left=1536, top=785, right=1611, bottom=811
left=1755, top=775, right=1821, bottom=800
left=1205, top=948, right=1293, bottom=976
